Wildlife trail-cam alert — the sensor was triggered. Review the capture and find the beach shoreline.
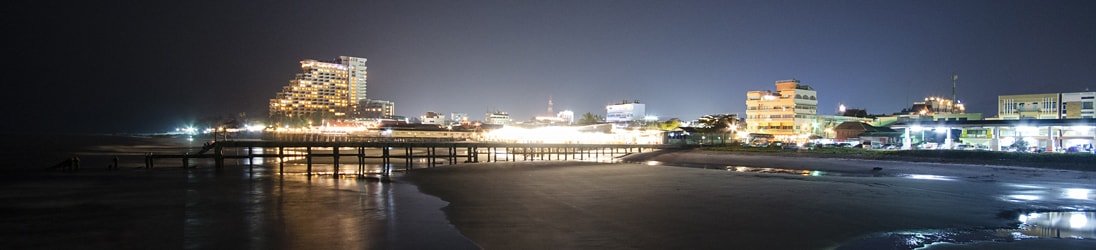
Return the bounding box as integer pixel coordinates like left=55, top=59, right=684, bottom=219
left=406, top=151, right=1096, bottom=249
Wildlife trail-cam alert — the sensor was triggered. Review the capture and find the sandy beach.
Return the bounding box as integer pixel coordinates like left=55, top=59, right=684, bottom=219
left=406, top=150, right=1096, bottom=249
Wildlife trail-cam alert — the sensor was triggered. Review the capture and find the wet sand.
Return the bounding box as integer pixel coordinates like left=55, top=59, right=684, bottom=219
left=406, top=150, right=1096, bottom=249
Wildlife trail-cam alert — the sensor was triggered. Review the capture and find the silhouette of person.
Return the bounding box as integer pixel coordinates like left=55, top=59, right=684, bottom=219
left=112, top=156, right=119, bottom=170
left=72, top=156, right=80, bottom=170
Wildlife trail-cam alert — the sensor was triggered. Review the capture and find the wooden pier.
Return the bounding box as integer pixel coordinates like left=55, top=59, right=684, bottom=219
left=146, top=141, right=678, bottom=177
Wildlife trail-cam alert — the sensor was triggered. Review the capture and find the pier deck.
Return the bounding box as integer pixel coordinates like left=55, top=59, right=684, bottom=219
left=146, top=141, right=680, bottom=177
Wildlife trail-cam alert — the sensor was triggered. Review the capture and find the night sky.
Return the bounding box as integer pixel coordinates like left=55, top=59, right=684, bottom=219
left=5, top=0, right=1096, bottom=133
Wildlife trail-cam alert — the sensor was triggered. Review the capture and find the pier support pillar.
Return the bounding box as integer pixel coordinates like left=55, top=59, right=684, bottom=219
left=333, top=146, right=340, bottom=177
left=382, top=146, right=390, bottom=176
left=247, top=146, right=253, bottom=172
left=405, top=147, right=412, bottom=171
left=214, top=144, right=224, bottom=169
left=306, top=147, right=313, bottom=176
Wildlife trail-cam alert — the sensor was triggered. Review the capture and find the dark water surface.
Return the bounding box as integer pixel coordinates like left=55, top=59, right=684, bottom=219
left=0, top=134, right=476, bottom=249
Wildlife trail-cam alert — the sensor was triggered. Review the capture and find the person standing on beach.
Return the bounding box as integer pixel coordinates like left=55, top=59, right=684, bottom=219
left=112, top=156, right=119, bottom=170
left=72, top=156, right=80, bottom=170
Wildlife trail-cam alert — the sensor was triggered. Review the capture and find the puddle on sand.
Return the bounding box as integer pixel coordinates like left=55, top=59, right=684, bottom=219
left=837, top=211, right=1096, bottom=250
left=641, top=160, right=956, bottom=180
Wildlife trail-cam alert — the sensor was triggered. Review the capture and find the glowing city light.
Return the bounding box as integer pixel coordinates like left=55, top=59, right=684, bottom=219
left=903, top=174, right=954, bottom=181
left=483, top=126, right=662, bottom=144
left=1064, top=188, right=1091, bottom=200
left=1070, top=213, right=1088, bottom=229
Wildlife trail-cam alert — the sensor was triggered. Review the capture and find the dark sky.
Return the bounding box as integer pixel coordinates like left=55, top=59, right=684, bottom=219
left=4, top=0, right=1095, bottom=133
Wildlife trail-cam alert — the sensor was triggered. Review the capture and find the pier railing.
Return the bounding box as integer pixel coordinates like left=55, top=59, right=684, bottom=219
left=146, top=141, right=679, bottom=177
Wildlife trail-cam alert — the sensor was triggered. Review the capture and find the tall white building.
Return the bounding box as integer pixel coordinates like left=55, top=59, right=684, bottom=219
left=338, top=56, right=368, bottom=103
left=606, top=100, right=646, bottom=123
left=269, top=56, right=367, bottom=119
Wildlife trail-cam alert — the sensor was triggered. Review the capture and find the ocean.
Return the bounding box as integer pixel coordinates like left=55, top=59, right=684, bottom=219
left=0, top=134, right=476, bottom=249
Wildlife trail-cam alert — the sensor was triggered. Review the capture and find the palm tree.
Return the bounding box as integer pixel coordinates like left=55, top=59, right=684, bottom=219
left=577, top=112, right=602, bottom=125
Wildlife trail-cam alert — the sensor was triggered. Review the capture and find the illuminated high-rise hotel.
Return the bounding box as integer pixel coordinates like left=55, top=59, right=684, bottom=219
left=269, top=56, right=367, bottom=119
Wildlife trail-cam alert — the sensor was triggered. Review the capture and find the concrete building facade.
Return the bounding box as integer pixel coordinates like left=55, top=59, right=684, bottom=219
left=745, top=79, right=818, bottom=142
left=358, top=99, right=395, bottom=119
left=998, top=93, right=1062, bottom=119
left=485, top=111, right=512, bottom=125
left=1062, top=92, right=1096, bottom=119
left=997, top=92, right=1096, bottom=120
left=420, top=112, right=445, bottom=125
left=606, top=100, right=646, bottom=123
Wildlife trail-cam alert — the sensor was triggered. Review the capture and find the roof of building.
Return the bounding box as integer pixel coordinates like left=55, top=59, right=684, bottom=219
left=891, top=118, right=1096, bottom=128
left=835, top=122, right=898, bottom=133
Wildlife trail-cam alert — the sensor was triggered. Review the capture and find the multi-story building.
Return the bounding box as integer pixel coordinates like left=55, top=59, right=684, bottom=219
left=420, top=112, right=445, bottom=125
left=745, top=79, right=818, bottom=142
left=340, top=56, right=368, bottom=104
left=269, top=56, right=367, bottom=119
left=450, top=113, right=469, bottom=125
left=1062, top=92, right=1095, bottom=119
left=485, top=111, right=512, bottom=125
left=606, top=100, right=646, bottom=123
left=997, top=93, right=1062, bottom=119
left=557, top=110, right=575, bottom=124
left=997, top=92, right=1096, bottom=119
left=358, top=99, right=395, bottom=119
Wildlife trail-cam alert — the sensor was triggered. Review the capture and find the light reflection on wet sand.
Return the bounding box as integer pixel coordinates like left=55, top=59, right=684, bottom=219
left=182, top=163, right=476, bottom=249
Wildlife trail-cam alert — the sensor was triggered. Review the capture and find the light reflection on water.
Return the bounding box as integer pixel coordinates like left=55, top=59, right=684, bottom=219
left=839, top=212, right=1096, bottom=249
left=999, top=184, right=1093, bottom=204
left=1014, top=211, right=1095, bottom=238
left=181, top=162, right=476, bottom=249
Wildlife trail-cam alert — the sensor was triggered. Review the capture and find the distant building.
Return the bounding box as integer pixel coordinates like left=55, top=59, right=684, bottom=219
left=358, top=99, right=395, bottom=119
left=1061, top=92, right=1095, bottom=119
left=606, top=100, right=646, bottom=123
left=834, top=121, right=902, bottom=145
left=557, top=110, right=575, bottom=124
left=745, top=79, right=818, bottom=142
left=997, top=93, right=1063, bottom=119
left=484, top=111, right=512, bottom=125
left=450, top=113, right=469, bottom=125
left=534, top=110, right=576, bottom=124
left=903, top=96, right=966, bottom=115
left=420, top=112, right=445, bottom=125
left=874, top=96, right=982, bottom=127
left=269, top=56, right=367, bottom=119
left=995, top=91, right=1095, bottom=119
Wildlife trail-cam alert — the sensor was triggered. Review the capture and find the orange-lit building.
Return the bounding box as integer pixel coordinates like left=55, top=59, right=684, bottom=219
left=269, top=56, right=367, bottom=119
